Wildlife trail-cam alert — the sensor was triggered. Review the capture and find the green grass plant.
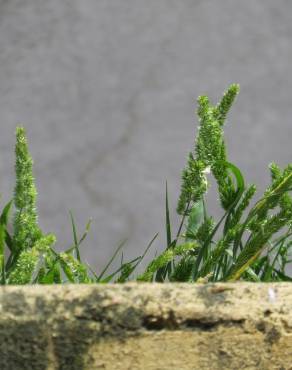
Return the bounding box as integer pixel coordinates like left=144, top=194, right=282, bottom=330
left=1, top=84, right=292, bottom=284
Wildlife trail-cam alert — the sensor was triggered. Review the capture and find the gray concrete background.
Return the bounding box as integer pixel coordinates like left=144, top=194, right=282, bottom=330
left=0, top=0, right=292, bottom=273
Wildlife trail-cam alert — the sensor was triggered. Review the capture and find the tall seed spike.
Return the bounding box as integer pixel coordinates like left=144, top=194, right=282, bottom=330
left=13, top=127, right=42, bottom=250
left=215, top=83, right=240, bottom=126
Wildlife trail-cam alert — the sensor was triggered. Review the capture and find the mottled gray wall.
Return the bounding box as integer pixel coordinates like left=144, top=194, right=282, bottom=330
left=0, top=0, right=291, bottom=272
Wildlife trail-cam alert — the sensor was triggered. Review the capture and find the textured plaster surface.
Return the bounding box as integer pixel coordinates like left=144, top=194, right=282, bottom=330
left=0, top=283, right=292, bottom=369
left=0, top=1, right=292, bottom=271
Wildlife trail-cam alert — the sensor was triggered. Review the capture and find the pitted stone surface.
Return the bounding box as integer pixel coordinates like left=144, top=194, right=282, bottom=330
left=0, top=283, right=292, bottom=369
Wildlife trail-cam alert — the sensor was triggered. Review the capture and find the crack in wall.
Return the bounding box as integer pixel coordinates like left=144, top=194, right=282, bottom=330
left=77, top=10, right=186, bottom=239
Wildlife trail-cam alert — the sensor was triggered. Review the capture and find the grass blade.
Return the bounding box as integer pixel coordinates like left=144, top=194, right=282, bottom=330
left=100, top=256, right=141, bottom=283
left=0, top=224, right=6, bottom=284
left=69, top=211, right=81, bottom=262
left=165, top=181, right=172, bottom=247
left=97, top=239, right=127, bottom=281
left=0, top=200, right=13, bottom=225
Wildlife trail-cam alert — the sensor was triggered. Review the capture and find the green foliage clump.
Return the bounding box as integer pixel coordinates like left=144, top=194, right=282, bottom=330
left=138, top=84, right=292, bottom=283
left=1, top=84, right=292, bottom=285
left=1, top=128, right=94, bottom=284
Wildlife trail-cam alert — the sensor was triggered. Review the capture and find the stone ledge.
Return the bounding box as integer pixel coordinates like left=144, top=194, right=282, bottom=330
left=0, top=283, right=292, bottom=369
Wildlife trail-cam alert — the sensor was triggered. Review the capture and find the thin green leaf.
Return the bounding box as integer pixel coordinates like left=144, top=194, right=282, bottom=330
left=0, top=200, right=13, bottom=226
left=274, top=269, right=292, bottom=281
left=97, top=239, right=127, bottom=281
left=100, top=256, right=141, bottom=283
left=244, top=267, right=261, bottom=282
left=165, top=181, right=172, bottom=247
left=60, top=259, right=75, bottom=283
left=78, top=217, right=93, bottom=246
left=69, top=211, right=81, bottom=262
left=0, top=224, right=6, bottom=284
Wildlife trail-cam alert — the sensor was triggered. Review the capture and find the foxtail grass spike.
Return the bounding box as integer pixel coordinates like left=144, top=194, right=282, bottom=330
left=13, top=127, right=42, bottom=250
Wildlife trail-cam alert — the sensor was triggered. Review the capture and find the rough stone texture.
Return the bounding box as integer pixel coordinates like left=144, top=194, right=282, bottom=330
left=0, top=1, right=292, bottom=272
left=0, top=283, right=292, bottom=369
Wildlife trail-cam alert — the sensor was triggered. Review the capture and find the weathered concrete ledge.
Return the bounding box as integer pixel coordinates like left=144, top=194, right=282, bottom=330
left=0, top=283, right=292, bottom=370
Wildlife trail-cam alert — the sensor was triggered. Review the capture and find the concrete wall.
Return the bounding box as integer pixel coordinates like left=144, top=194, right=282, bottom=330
left=0, top=1, right=292, bottom=272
